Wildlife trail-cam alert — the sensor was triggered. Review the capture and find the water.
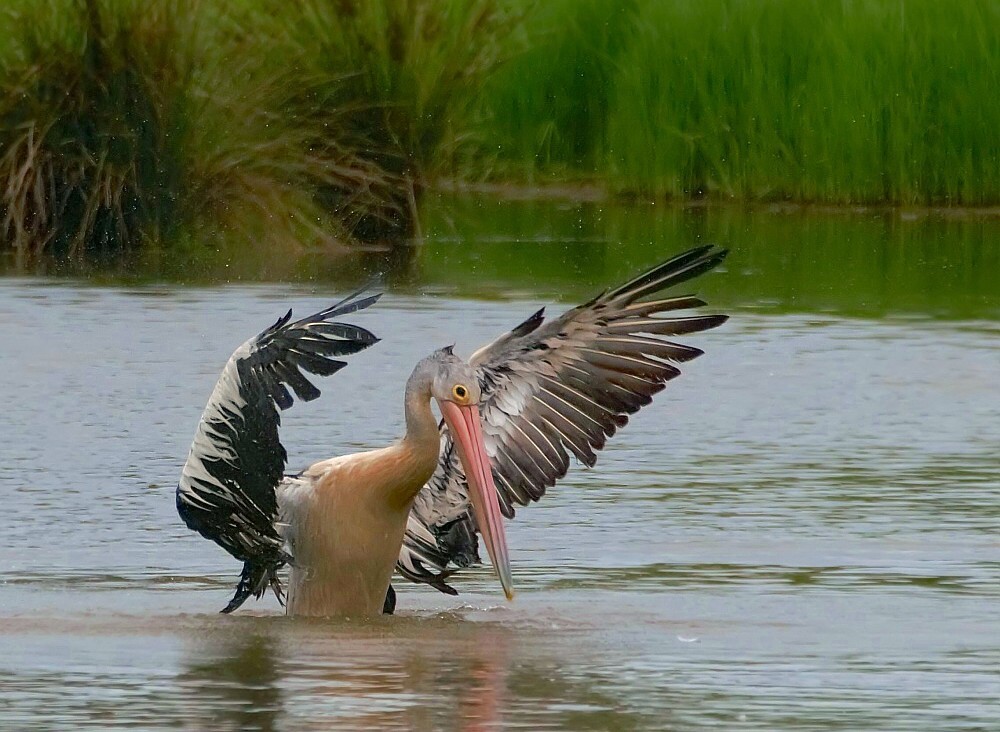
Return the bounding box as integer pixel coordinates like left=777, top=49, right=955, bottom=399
left=1, top=201, right=999, bottom=730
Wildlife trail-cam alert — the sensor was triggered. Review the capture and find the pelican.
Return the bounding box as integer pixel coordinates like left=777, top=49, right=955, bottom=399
left=176, top=245, right=728, bottom=616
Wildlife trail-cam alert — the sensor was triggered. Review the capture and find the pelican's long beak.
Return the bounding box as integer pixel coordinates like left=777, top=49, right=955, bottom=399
left=439, top=400, right=514, bottom=600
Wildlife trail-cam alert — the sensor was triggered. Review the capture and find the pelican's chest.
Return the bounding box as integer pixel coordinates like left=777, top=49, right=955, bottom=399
left=277, top=456, right=415, bottom=617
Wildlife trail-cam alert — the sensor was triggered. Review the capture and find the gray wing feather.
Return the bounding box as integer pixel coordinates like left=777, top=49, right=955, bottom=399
left=398, top=246, right=728, bottom=593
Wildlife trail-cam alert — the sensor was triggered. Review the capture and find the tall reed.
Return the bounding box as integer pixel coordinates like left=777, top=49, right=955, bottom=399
left=0, top=0, right=197, bottom=258
left=601, top=0, right=934, bottom=202
left=0, top=0, right=394, bottom=260
left=246, top=0, right=527, bottom=239
left=469, top=0, right=638, bottom=181
left=3, top=0, right=999, bottom=262
left=476, top=0, right=1000, bottom=204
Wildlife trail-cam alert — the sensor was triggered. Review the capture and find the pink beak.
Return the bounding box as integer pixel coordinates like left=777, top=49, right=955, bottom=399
left=438, top=400, right=514, bottom=600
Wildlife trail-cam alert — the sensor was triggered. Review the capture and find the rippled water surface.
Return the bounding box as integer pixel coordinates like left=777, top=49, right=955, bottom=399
left=1, top=203, right=998, bottom=730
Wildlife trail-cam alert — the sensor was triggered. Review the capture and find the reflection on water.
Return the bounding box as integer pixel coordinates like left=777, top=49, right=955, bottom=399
left=179, top=628, right=283, bottom=731
left=3, top=197, right=998, bottom=320
left=56, top=614, right=644, bottom=731
left=1, top=200, right=999, bottom=729
left=178, top=614, right=624, bottom=731
left=418, top=198, right=1000, bottom=321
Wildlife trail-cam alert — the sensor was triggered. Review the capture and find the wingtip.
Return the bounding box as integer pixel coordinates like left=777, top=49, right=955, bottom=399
left=511, top=308, right=546, bottom=337
left=264, top=309, right=294, bottom=335
left=434, top=580, right=460, bottom=596
left=220, top=592, right=248, bottom=614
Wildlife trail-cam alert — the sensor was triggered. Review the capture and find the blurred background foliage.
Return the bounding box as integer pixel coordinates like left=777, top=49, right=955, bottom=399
left=1, top=0, right=999, bottom=262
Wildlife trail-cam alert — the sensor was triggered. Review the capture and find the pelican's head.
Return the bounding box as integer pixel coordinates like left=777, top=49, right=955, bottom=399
left=425, top=346, right=482, bottom=406
left=419, top=346, right=513, bottom=601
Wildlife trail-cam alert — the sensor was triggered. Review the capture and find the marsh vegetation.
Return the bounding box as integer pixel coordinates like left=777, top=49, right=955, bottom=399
left=2, top=0, right=998, bottom=261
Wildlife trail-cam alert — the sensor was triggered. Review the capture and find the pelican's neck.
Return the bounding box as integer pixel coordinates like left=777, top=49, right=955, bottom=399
left=378, top=365, right=440, bottom=507
left=403, top=375, right=440, bottom=452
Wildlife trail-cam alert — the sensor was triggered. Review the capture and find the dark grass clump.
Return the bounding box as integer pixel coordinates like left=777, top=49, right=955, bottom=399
left=0, top=0, right=396, bottom=262
left=0, top=0, right=195, bottom=259
left=256, top=0, right=528, bottom=240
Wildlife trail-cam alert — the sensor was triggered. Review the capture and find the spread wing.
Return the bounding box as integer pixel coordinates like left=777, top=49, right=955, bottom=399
left=176, top=286, right=380, bottom=612
left=398, top=245, right=727, bottom=594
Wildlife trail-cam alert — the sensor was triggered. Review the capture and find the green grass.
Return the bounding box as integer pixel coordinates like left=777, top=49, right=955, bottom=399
left=597, top=0, right=1000, bottom=204
left=0, top=0, right=394, bottom=260
left=474, top=0, right=1000, bottom=205
left=465, top=0, right=640, bottom=179
left=2, top=0, right=999, bottom=261
left=238, top=0, right=527, bottom=239
left=0, top=0, right=196, bottom=258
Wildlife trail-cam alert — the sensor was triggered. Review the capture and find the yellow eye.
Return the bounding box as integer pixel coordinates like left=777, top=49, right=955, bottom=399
left=452, top=384, right=470, bottom=403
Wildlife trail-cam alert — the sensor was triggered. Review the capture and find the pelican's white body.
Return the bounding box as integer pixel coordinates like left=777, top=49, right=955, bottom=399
left=277, top=426, right=439, bottom=616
